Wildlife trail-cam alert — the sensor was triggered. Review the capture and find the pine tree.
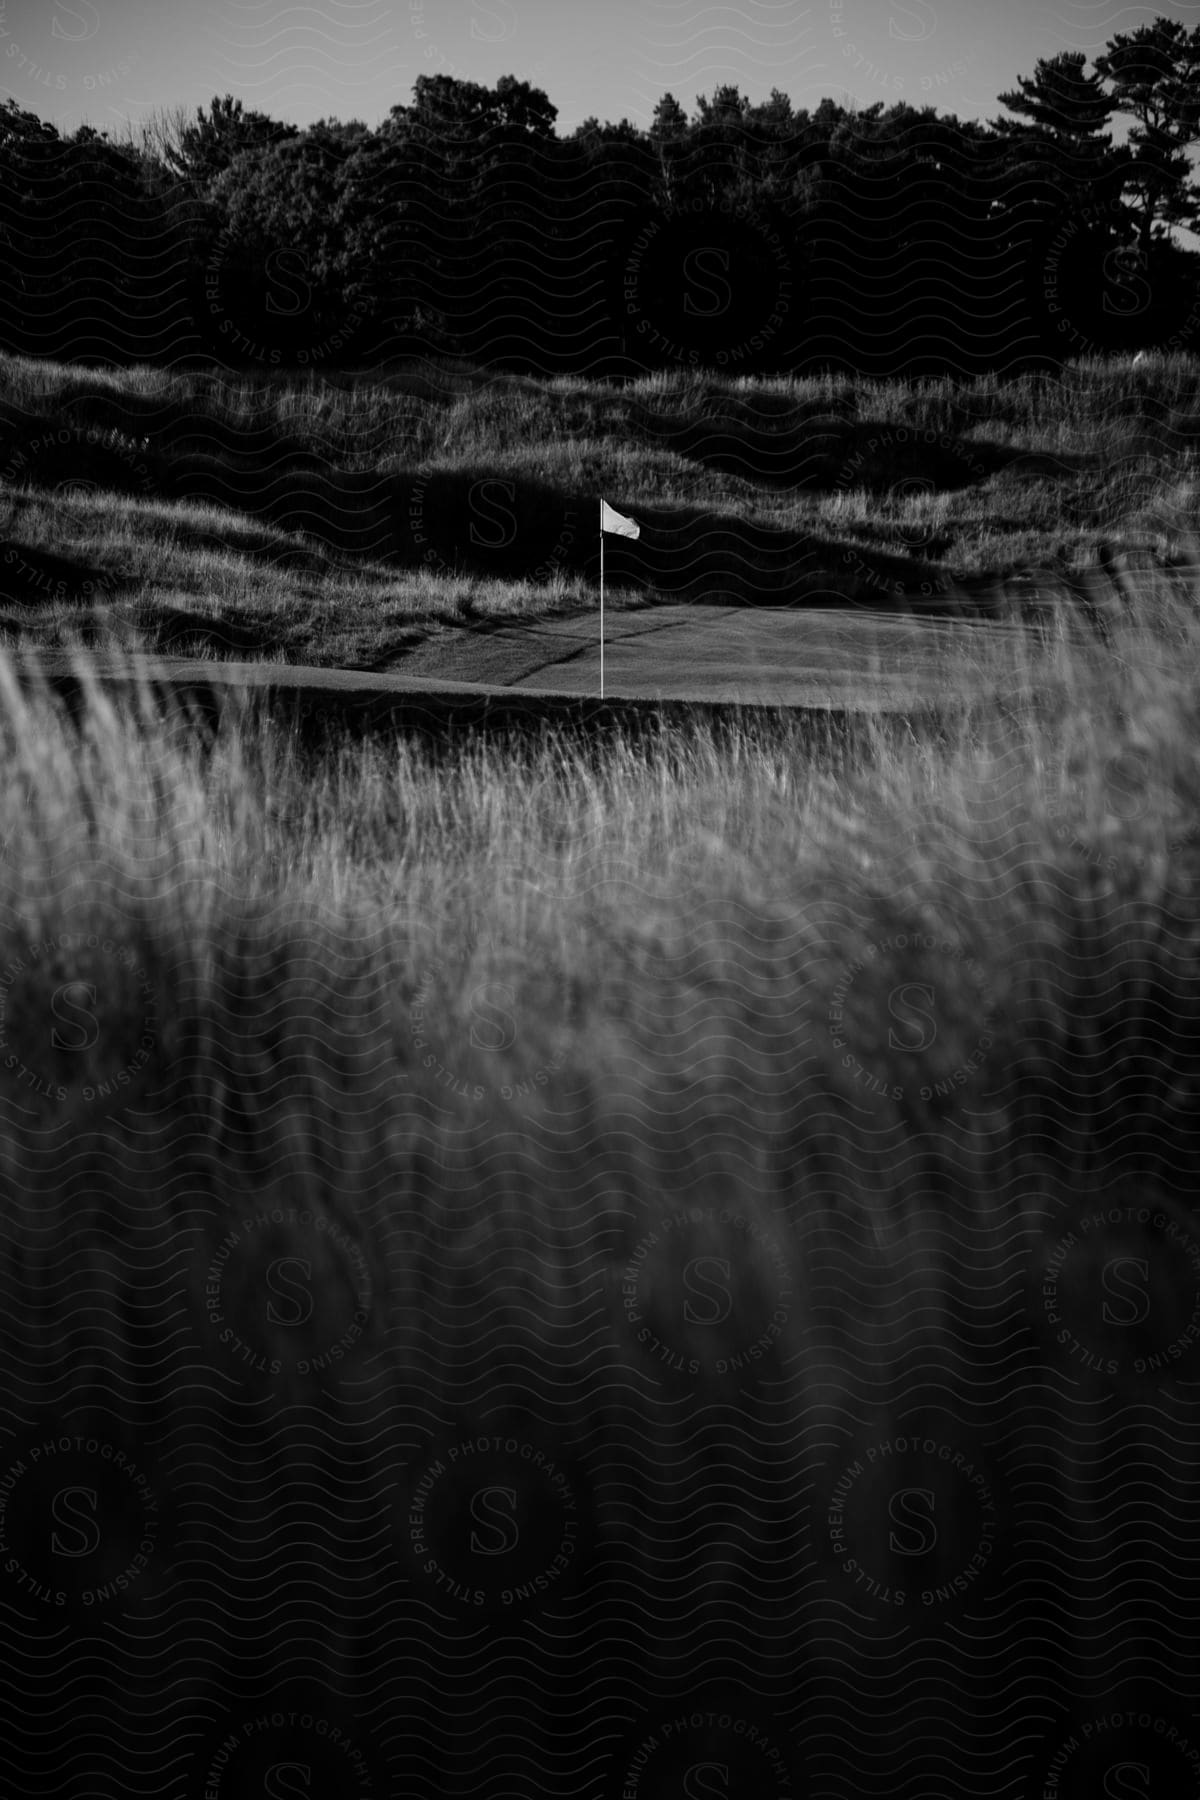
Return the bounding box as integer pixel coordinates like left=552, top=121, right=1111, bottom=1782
left=1095, top=18, right=1200, bottom=254
left=649, top=94, right=688, bottom=139
left=995, top=51, right=1115, bottom=141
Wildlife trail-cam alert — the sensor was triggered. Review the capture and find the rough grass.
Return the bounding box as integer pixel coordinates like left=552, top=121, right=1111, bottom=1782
left=1, top=531, right=1199, bottom=1789
left=0, top=351, right=1197, bottom=669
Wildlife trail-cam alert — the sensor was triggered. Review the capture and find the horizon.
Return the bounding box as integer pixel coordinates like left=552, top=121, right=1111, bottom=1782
left=5, top=0, right=1199, bottom=142
left=6, top=0, right=1199, bottom=251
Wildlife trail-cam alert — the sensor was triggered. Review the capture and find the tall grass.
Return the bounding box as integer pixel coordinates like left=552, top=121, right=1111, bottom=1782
left=2, top=550, right=1200, bottom=1792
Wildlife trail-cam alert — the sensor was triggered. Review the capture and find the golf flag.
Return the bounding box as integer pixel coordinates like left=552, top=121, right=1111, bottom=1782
left=600, top=499, right=639, bottom=539
left=598, top=499, right=639, bottom=701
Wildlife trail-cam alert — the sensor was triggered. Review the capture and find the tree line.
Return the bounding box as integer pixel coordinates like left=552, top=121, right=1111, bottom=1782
left=1, top=17, right=1199, bottom=378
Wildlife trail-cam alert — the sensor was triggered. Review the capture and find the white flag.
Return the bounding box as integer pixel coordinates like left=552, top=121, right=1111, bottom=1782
left=600, top=499, right=640, bottom=539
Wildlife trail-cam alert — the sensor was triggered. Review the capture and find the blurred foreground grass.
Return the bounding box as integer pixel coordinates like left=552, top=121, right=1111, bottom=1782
left=0, top=544, right=1199, bottom=1792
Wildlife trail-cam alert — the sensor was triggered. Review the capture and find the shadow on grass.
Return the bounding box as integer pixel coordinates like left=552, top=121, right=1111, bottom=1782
left=0, top=537, right=118, bottom=605
left=629, top=405, right=1098, bottom=492
left=0, top=401, right=1152, bottom=629
left=153, top=459, right=992, bottom=615
left=130, top=601, right=296, bottom=660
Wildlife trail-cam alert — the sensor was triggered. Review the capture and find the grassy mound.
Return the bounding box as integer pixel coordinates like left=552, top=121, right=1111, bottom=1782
left=0, top=351, right=1196, bottom=667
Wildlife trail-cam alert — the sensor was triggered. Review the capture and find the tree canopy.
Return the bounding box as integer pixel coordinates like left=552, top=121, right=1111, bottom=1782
left=1, top=32, right=1198, bottom=374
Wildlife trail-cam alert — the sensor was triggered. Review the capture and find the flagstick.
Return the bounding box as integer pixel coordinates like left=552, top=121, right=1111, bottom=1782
left=599, top=499, right=605, bottom=701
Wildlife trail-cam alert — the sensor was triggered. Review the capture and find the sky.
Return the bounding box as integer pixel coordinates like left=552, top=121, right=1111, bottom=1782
left=4, top=0, right=1200, bottom=147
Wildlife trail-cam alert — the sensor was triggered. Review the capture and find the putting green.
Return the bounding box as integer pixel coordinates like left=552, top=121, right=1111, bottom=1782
left=385, top=604, right=1100, bottom=708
